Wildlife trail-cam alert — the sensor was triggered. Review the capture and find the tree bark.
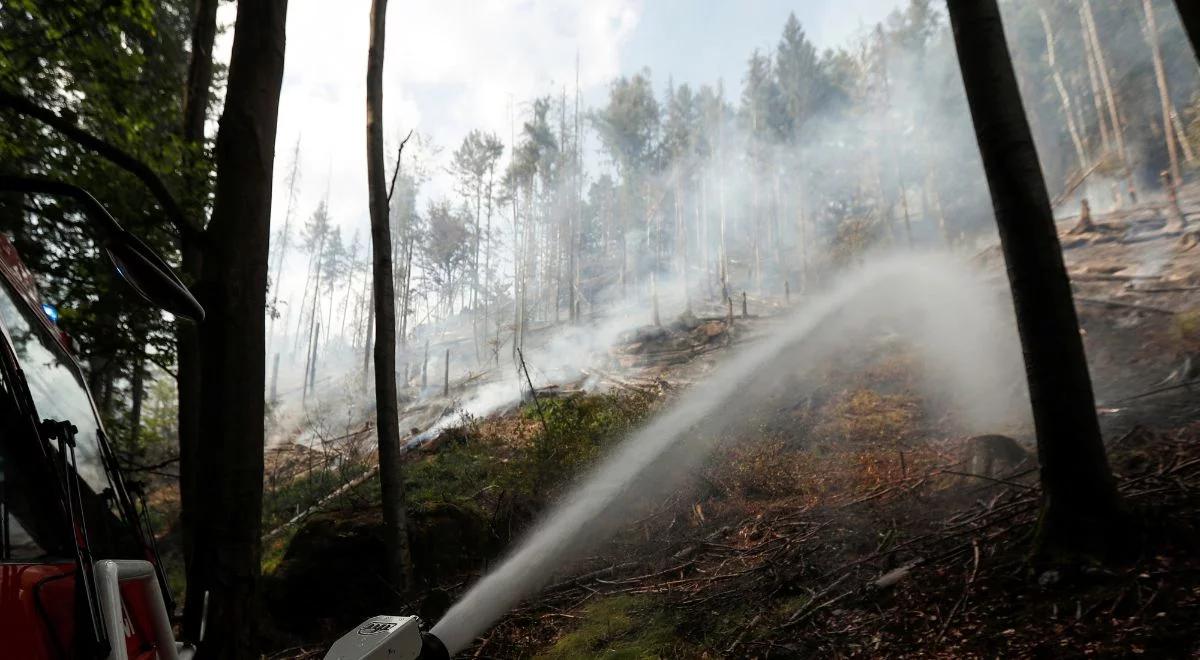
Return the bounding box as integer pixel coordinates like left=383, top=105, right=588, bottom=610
left=128, top=348, right=146, bottom=448
left=267, top=139, right=302, bottom=356
left=1081, top=0, right=1137, bottom=202
left=947, top=0, right=1123, bottom=556
left=361, top=282, right=374, bottom=390
left=178, top=0, right=219, bottom=640
left=1143, top=0, right=1183, bottom=189
left=1039, top=8, right=1090, bottom=174
left=1171, top=106, right=1197, bottom=164
left=366, top=0, right=414, bottom=593
left=188, top=1, right=288, bottom=656
left=1080, top=5, right=1112, bottom=157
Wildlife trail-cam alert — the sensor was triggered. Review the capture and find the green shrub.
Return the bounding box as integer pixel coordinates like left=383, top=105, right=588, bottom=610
left=514, top=392, right=654, bottom=496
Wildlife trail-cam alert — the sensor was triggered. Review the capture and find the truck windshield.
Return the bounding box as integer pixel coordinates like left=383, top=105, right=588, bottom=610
left=0, top=364, right=69, bottom=560
left=0, top=277, right=140, bottom=558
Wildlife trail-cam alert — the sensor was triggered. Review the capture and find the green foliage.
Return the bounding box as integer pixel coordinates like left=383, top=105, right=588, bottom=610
left=262, top=461, right=372, bottom=533
left=0, top=0, right=209, bottom=435
left=261, top=526, right=299, bottom=576
left=592, top=70, right=661, bottom=177
left=331, top=393, right=655, bottom=523
left=517, top=392, right=653, bottom=495
left=405, top=439, right=496, bottom=508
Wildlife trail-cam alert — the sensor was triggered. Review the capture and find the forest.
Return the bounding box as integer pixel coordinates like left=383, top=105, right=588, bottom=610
left=1, top=0, right=1200, bottom=658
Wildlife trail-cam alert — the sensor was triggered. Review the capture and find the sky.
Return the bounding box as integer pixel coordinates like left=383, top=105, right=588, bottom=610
left=216, top=0, right=906, bottom=303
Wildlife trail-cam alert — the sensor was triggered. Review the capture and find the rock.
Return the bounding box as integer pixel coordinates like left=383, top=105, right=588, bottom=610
left=671, top=309, right=701, bottom=331
left=264, top=510, right=393, bottom=640
left=672, top=544, right=697, bottom=560
left=873, top=560, right=921, bottom=590
left=264, top=502, right=495, bottom=642
left=696, top=320, right=727, bottom=343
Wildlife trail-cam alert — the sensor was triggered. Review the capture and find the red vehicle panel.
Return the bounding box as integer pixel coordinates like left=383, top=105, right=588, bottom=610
left=0, top=563, right=77, bottom=660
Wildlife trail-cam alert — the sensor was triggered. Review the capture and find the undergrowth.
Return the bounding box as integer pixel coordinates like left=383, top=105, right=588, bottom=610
left=536, top=595, right=688, bottom=659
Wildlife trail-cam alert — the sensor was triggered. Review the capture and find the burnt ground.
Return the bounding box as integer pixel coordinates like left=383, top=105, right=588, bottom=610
left=264, top=199, right=1200, bottom=659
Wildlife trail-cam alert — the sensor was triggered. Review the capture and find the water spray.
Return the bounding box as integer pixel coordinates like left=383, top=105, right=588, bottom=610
left=329, top=253, right=1025, bottom=657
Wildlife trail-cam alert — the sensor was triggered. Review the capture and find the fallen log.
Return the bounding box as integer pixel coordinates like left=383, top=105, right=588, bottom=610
left=262, top=464, right=379, bottom=540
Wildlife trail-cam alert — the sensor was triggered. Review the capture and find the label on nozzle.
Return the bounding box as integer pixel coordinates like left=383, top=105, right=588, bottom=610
left=357, top=621, right=398, bottom=636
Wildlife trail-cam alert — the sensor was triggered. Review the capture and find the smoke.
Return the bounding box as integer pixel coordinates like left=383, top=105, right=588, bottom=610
left=269, top=268, right=702, bottom=452
left=431, top=251, right=1028, bottom=653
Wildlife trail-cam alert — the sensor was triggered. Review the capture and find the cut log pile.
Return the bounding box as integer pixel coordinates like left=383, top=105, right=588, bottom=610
left=609, top=312, right=740, bottom=369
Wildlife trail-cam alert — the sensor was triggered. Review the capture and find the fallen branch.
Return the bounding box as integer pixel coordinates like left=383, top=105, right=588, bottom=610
left=262, top=464, right=379, bottom=540
left=0, top=90, right=191, bottom=236
left=936, top=539, right=981, bottom=643
left=940, top=469, right=1036, bottom=491
left=1074, top=296, right=1175, bottom=315
left=1101, top=379, right=1200, bottom=406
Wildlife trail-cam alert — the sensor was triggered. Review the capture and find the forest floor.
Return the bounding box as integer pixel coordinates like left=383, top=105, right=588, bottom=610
left=260, top=198, right=1200, bottom=659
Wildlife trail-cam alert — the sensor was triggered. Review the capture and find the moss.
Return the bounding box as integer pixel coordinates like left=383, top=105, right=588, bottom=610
left=261, top=525, right=298, bottom=575
left=1172, top=308, right=1200, bottom=353
left=537, top=595, right=687, bottom=659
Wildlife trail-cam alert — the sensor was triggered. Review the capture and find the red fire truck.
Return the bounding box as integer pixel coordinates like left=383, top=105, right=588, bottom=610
left=0, top=178, right=450, bottom=660
left=0, top=176, right=203, bottom=659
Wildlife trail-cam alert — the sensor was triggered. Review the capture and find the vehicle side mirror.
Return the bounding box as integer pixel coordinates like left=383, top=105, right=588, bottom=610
left=0, top=176, right=206, bottom=322
left=106, top=230, right=204, bottom=322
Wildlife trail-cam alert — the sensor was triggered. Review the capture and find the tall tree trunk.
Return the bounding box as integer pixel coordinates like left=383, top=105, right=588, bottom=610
left=1143, top=0, right=1183, bottom=190
left=471, top=170, right=483, bottom=361
left=1176, top=0, right=1200, bottom=63
left=304, top=232, right=327, bottom=361
left=1080, top=4, right=1112, bottom=157
left=510, top=184, right=521, bottom=361
left=1171, top=106, right=1197, bottom=164
left=1039, top=8, right=1090, bottom=174
left=188, top=1, right=288, bottom=656
left=483, top=165, right=494, bottom=339
left=718, top=162, right=729, bottom=300
left=399, top=236, right=413, bottom=342
left=178, top=0, right=218, bottom=639
left=1082, top=0, right=1138, bottom=202
left=128, top=348, right=146, bottom=448
left=367, top=0, right=414, bottom=593
left=571, top=61, right=581, bottom=323
left=266, top=139, right=301, bottom=357
left=947, top=0, right=1123, bottom=556
left=361, top=283, right=374, bottom=390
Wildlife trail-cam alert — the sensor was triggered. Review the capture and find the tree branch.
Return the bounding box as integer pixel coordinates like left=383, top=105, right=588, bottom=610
left=119, top=455, right=181, bottom=473
left=0, top=90, right=195, bottom=238
left=386, top=129, right=415, bottom=205
left=145, top=353, right=179, bottom=380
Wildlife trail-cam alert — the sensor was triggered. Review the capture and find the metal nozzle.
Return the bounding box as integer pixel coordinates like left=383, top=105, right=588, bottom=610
left=325, top=615, right=449, bottom=659
left=417, top=632, right=450, bottom=660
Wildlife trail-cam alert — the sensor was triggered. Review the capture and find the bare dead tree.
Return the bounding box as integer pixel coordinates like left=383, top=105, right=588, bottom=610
left=366, top=0, right=414, bottom=592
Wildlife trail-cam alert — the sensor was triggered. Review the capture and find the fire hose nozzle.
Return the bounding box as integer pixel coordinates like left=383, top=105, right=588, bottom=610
left=324, top=615, right=450, bottom=660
